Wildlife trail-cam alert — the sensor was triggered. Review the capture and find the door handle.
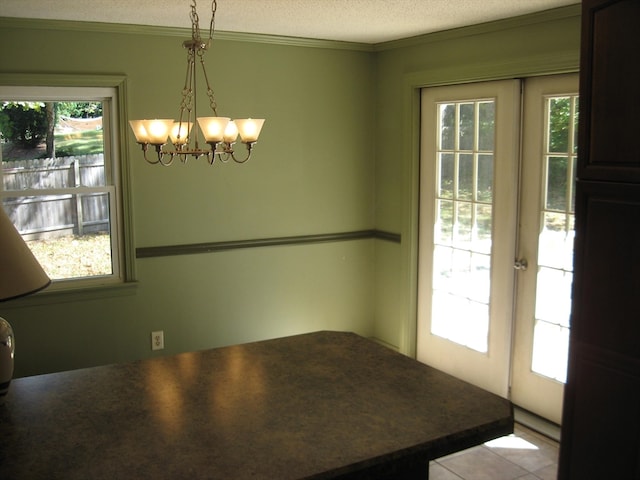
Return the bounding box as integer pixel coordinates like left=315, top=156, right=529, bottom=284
left=514, top=258, right=528, bottom=271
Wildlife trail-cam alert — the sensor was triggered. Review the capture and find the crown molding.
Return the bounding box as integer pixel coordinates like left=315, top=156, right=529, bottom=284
left=404, top=50, right=579, bottom=89
left=375, top=4, right=581, bottom=51
left=0, top=16, right=374, bottom=52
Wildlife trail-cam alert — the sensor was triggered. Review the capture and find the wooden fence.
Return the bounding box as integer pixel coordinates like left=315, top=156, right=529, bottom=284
left=2, top=155, right=109, bottom=240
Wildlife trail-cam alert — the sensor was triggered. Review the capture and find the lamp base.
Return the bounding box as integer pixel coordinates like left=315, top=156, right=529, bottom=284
left=0, top=317, right=15, bottom=401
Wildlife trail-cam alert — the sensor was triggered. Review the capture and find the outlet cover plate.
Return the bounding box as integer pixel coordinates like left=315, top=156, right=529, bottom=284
left=151, top=330, right=164, bottom=350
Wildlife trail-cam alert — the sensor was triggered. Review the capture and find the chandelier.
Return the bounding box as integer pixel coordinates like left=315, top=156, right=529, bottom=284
left=129, top=0, right=265, bottom=166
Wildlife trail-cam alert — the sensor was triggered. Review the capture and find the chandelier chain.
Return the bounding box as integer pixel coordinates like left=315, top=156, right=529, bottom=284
left=180, top=49, right=195, bottom=120
left=190, top=0, right=201, bottom=44
left=209, top=0, right=217, bottom=42
left=199, top=55, right=218, bottom=114
left=190, top=0, right=218, bottom=115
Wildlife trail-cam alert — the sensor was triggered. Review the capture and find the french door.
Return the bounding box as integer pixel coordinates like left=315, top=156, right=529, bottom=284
left=417, top=74, right=579, bottom=424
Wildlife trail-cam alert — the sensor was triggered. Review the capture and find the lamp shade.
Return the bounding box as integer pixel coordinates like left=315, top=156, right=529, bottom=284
left=140, top=119, right=174, bottom=146
left=0, top=207, right=50, bottom=400
left=223, top=120, right=239, bottom=143
left=197, top=117, right=231, bottom=143
left=234, top=118, right=265, bottom=143
left=128, top=120, right=151, bottom=144
left=169, top=121, right=193, bottom=146
left=0, top=207, right=51, bottom=302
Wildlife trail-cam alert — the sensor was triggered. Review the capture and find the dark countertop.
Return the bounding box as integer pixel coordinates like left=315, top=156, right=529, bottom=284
left=0, top=331, right=513, bottom=479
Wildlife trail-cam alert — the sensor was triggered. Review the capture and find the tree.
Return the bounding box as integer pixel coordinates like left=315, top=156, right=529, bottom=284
left=57, top=102, right=102, bottom=118
left=0, top=102, right=47, bottom=148
left=0, top=101, right=103, bottom=159
left=45, top=102, right=56, bottom=158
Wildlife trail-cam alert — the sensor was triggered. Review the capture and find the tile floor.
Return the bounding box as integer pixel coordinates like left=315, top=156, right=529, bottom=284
left=429, top=424, right=560, bottom=480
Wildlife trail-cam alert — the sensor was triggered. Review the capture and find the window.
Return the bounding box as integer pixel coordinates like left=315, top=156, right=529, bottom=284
left=0, top=82, right=133, bottom=291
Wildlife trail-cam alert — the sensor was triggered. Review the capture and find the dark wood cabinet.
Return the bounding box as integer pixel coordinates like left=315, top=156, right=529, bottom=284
left=560, top=180, right=640, bottom=478
left=558, top=1, right=640, bottom=478
left=578, top=0, right=640, bottom=183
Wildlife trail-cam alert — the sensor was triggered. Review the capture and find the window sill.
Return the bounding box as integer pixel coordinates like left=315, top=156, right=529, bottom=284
left=1, top=281, right=138, bottom=308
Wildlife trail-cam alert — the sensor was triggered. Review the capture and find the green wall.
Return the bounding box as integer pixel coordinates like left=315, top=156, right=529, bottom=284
left=0, top=5, right=581, bottom=377
left=0, top=20, right=377, bottom=377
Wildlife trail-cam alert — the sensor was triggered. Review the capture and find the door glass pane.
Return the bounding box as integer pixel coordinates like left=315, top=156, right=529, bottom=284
left=458, top=154, right=474, bottom=201
left=548, top=97, right=571, bottom=153
left=546, top=156, right=568, bottom=211
left=531, top=94, right=578, bottom=382
left=477, top=154, right=493, bottom=202
left=435, top=199, right=453, bottom=245
left=478, top=101, right=495, bottom=151
left=455, top=201, right=472, bottom=247
left=439, top=104, right=455, bottom=150
left=458, top=103, right=475, bottom=150
left=439, top=153, right=454, bottom=198
left=475, top=203, right=492, bottom=254
left=431, top=99, right=495, bottom=353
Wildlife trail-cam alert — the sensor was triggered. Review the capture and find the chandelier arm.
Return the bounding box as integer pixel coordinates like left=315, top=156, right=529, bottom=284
left=216, top=151, right=231, bottom=163
left=141, top=144, right=160, bottom=165
left=227, top=143, right=254, bottom=164
left=141, top=145, right=175, bottom=167
left=205, top=141, right=220, bottom=156
left=158, top=148, right=176, bottom=167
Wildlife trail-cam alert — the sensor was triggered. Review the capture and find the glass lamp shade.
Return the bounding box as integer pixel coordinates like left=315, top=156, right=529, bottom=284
left=140, top=119, right=174, bottom=145
left=197, top=117, right=231, bottom=143
left=128, top=120, right=151, bottom=144
left=223, top=120, right=239, bottom=143
left=169, top=121, right=193, bottom=146
left=234, top=118, right=265, bottom=143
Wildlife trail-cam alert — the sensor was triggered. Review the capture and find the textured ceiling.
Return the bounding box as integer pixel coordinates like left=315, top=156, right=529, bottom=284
left=0, top=0, right=578, bottom=44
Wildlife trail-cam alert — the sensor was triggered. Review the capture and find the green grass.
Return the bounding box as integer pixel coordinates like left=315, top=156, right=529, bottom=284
left=53, top=129, right=103, bottom=156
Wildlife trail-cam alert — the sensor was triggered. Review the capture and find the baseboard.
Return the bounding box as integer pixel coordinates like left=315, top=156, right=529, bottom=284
left=514, top=407, right=561, bottom=442
left=369, top=336, right=400, bottom=352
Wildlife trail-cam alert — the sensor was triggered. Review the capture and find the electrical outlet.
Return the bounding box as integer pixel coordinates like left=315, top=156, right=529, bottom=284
left=151, top=331, right=164, bottom=351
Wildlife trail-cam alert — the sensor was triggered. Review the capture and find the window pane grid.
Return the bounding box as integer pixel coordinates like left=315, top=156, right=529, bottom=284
left=432, top=99, right=495, bottom=353
left=532, top=93, right=579, bottom=382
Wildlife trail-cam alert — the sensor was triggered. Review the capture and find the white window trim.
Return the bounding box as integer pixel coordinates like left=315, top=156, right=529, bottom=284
left=0, top=75, right=136, bottom=300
